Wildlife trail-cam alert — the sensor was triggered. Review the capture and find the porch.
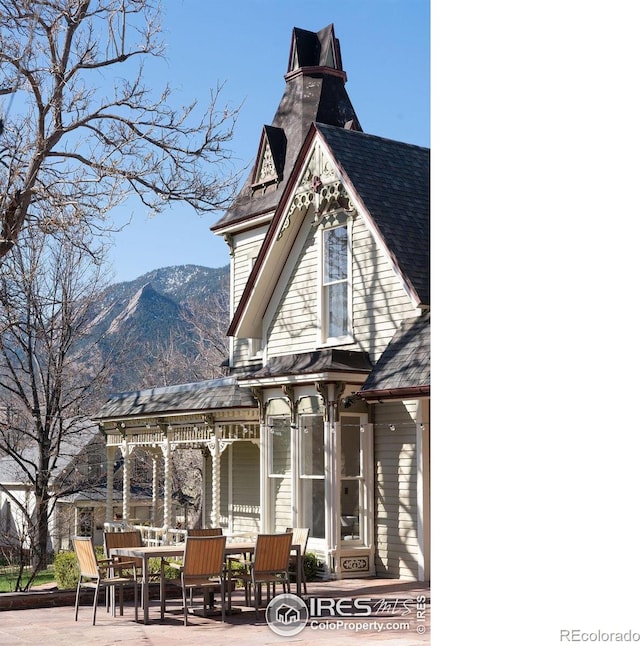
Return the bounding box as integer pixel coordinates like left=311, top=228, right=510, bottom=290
left=94, top=377, right=428, bottom=582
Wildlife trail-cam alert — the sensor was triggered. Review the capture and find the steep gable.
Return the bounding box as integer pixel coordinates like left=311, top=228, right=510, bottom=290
left=252, top=126, right=287, bottom=190
left=315, top=124, right=430, bottom=306
left=229, top=123, right=429, bottom=341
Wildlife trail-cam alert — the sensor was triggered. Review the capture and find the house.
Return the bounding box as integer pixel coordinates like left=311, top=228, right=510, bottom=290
left=0, top=427, right=154, bottom=555
left=93, top=23, right=429, bottom=581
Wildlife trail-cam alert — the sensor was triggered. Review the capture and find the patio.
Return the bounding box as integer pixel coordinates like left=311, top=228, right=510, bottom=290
left=0, top=577, right=429, bottom=645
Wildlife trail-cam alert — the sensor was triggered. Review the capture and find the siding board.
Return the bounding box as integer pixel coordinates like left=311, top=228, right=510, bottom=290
left=374, top=402, right=419, bottom=579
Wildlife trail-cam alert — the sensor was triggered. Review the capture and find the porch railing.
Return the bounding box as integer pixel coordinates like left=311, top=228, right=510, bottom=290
left=103, top=522, right=187, bottom=546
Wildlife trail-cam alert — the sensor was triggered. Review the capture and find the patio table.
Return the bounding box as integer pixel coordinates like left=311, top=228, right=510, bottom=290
left=111, top=539, right=302, bottom=624
left=110, top=544, right=184, bottom=624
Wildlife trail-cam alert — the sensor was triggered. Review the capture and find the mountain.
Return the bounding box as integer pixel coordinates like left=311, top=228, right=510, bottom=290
left=89, top=264, right=230, bottom=392
left=103, top=264, right=229, bottom=309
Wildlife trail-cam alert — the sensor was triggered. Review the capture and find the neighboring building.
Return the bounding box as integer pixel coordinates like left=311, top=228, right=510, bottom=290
left=0, top=428, right=153, bottom=554
left=94, top=24, right=429, bottom=581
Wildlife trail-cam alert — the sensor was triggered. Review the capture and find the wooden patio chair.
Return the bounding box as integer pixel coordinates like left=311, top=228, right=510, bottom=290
left=103, top=529, right=146, bottom=614
left=235, top=532, right=293, bottom=617
left=286, top=527, right=310, bottom=594
left=72, top=536, right=139, bottom=625
left=104, top=529, right=144, bottom=576
left=186, top=527, right=223, bottom=536
left=160, top=534, right=227, bottom=626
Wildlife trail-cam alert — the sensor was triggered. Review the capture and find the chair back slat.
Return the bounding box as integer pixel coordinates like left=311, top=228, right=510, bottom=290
left=186, top=527, right=223, bottom=537
left=104, top=530, right=144, bottom=567
left=286, top=527, right=309, bottom=554
left=253, top=533, right=293, bottom=574
left=182, top=535, right=226, bottom=578
left=73, top=536, right=100, bottom=579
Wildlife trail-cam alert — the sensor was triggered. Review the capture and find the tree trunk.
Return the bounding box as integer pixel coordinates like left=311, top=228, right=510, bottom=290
left=31, top=486, right=50, bottom=576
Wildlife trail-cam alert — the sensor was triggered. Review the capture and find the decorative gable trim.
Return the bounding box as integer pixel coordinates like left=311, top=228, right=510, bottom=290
left=277, top=141, right=355, bottom=240
left=252, top=126, right=286, bottom=191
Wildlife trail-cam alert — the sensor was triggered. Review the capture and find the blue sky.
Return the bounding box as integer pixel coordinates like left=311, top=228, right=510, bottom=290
left=108, top=0, right=430, bottom=283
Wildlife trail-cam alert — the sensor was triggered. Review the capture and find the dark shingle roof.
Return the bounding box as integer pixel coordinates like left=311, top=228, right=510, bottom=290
left=359, top=314, right=430, bottom=397
left=93, top=378, right=256, bottom=420
left=212, top=25, right=361, bottom=232
left=247, top=349, right=372, bottom=380
left=316, top=123, right=430, bottom=306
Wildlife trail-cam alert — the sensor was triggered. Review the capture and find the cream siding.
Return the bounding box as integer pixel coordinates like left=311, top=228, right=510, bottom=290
left=219, top=442, right=260, bottom=533
left=229, top=226, right=269, bottom=368
left=373, top=401, right=420, bottom=579
left=267, top=226, right=319, bottom=356
left=351, top=215, right=417, bottom=363
left=229, top=442, right=260, bottom=534
left=265, top=208, right=417, bottom=360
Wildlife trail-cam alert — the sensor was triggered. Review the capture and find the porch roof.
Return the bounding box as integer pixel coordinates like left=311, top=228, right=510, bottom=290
left=93, top=377, right=257, bottom=421
left=358, top=314, right=430, bottom=399
left=239, top=348, right=372, bottom=381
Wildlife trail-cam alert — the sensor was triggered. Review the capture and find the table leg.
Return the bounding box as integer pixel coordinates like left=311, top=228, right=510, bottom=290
left=142, top=555, right=150, bottom=624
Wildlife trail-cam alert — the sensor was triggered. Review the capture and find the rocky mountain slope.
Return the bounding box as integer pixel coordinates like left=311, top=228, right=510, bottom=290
left=90, top=264, right=230, bottom=392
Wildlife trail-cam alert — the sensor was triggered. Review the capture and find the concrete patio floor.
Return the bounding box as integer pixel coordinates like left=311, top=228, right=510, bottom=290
left=0, top=577, right=430, bottom=645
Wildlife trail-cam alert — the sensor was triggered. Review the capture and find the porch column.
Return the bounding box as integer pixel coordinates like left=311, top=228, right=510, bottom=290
left=207, top=438, right=220, bottom=527
left=417, top=400, right=430, bottom=582
left=122, top=438, right=130, bottom=525
left=151, top=451, right=160, bottom=526
left=201, top=448, right=211, bottom=528
left=259, top=422, right=268, bottom=533
left=326, top=383, right=341, bottom=576
left=162, top=438, right=172, bottom=541
left=105, top=446, right=115, bottom=522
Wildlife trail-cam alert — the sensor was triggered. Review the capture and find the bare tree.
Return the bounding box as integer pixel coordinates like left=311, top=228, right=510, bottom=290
left=181, top=288, right=230, bottom=379
left=132, top=287, right=231, bottom=389
left=0, top=222, right=113, bottom=587
left=0, top=0, right=240, bottom=257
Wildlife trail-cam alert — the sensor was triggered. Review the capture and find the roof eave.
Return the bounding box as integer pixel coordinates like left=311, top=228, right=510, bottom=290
left=357, top=385, right=431, bottom=400
left=239, top=370, right=369, bottom=388
left=210, top=210, right=274, bottom=236
left=94, top=404, right=258, bottom=425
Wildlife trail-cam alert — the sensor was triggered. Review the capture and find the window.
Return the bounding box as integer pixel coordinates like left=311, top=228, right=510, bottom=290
left=322, top=224, right=350, bottom=342
left=78, top=508, right=94, bottom=537
left=267, top=416, right=292, bottom=532
left=339, top=415, right=366, bottom=543
left=299, top=415, right=325, bottom=539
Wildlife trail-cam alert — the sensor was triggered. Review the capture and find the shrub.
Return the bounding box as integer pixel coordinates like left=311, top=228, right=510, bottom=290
left=148, top=557, right=179, bottom=580
left=304, top=551, right=322, bottom=581
left=53, top=551, right=78, bottom=590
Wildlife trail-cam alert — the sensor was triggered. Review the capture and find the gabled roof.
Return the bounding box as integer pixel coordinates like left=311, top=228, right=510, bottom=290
left=358, top=313, right=430, bottom=399
left=315, top=123, right=430, bottom=306
left=212, top=24, right=361, bottom=234
left=228, top=122, right=430, bottom=338
left=93, top=377, right=256, bottom=421
left=0, top=424, right=102, bottom=484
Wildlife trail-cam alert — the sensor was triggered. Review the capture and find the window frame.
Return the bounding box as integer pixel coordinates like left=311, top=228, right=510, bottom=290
left=338, top=414, right=371, bottom=547
left=319, top=218, right=353, bottom=346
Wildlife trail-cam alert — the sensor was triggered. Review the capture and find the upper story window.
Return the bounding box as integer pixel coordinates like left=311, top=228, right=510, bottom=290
left=322, top=223, right=351, bottom=343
